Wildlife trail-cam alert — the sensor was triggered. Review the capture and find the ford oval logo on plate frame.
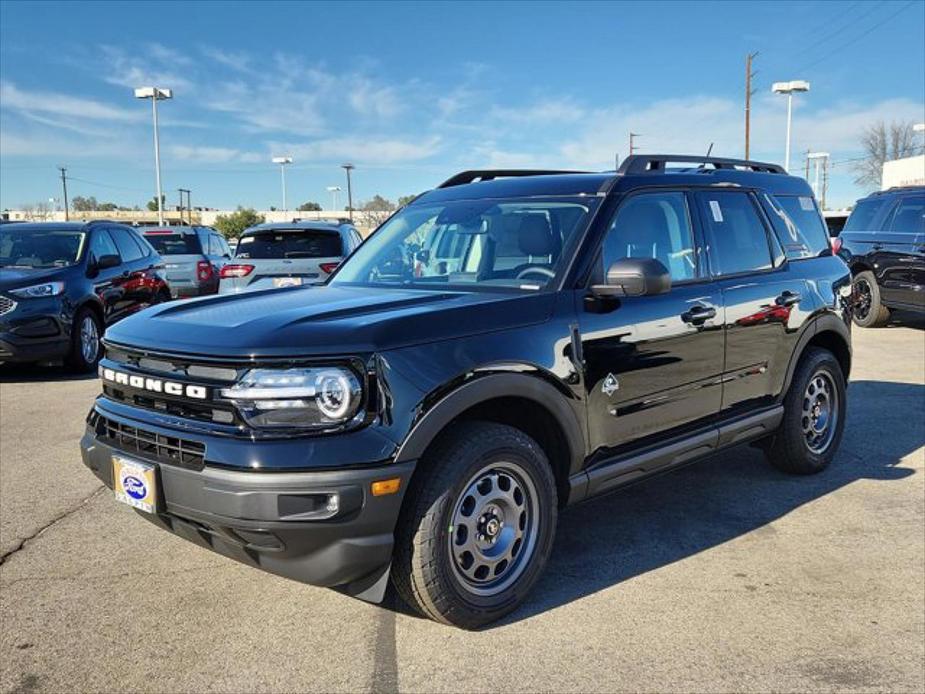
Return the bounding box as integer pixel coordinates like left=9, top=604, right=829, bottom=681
left=112, top=457, right=158, bottom=514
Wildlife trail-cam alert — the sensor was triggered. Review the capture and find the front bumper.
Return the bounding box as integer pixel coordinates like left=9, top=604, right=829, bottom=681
left=80, top=412, right=416, bottom=597
left=0, top=296, right=70, bottom=362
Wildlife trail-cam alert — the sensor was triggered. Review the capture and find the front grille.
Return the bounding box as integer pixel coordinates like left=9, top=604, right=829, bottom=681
left=0, top=295, right=16, bottom=317
left=92, top=412, right=206, bottom=471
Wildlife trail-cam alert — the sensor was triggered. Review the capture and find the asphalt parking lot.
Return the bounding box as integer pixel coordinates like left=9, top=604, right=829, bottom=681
left=1, top=317, right=923, bottom=694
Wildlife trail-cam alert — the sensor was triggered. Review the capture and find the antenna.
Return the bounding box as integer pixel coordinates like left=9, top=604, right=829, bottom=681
left=706, top=143, right=715, bottom=156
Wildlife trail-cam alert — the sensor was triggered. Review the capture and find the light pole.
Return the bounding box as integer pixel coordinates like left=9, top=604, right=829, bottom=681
left=341, top=163, right=355, bottom=222
left=771, top=80, right=810, bottom=173
left=134, top=87, right=172, bottom=225
left=272, top=156, right=293, bottom=212
left=326, top=186, right=342, bottom=211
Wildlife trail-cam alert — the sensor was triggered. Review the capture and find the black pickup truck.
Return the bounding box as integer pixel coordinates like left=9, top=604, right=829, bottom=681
left=839, top=186, right=925, bottom=327
left=80, top=155, right=852, bottom=628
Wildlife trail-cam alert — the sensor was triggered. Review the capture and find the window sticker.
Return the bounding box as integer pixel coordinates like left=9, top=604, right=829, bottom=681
left=239, top=237, right=254, bottom=244
left=709, top=200, right=724, bottom=223
left=798, top=196, right=815, bottom=211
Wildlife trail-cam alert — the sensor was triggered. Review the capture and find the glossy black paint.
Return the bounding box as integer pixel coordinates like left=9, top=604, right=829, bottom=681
left=0, top=221, right=169, bottom=363
left=81, top=160, right=853, bottom=593
left=839, top=186, right=925, bottom=313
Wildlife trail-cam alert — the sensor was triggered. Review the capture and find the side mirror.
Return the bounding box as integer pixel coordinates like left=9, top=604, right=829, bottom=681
left=591, top=257, right=671, bottom=298
left=97, top=254, right=121, bottom=270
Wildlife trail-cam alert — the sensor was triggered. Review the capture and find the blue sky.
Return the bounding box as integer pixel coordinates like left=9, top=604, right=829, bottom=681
left=1, top=0, right=923, bottom=211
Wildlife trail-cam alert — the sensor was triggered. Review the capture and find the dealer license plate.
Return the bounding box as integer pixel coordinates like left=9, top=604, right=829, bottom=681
left=273, top=277, right=302, bottom=288
left=112, top=456, right=158, bottom=514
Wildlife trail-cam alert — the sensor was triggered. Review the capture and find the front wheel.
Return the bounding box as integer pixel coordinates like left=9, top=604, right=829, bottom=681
left=65, top=307, right=102, bottom=372
left=766, top=347, right=846, bottom=475
left=392, top=421, right=558, bottom=629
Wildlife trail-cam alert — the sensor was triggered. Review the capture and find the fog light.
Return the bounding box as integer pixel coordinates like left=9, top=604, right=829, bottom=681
left=371, top=478, right=401, bottom=496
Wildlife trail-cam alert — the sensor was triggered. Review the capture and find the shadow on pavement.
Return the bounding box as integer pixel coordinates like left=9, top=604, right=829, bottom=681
left=494, top=379, right=923, bottom=625
left=0, top=361, right=96, bottom=383
left=886, top=310, right=925, bottom=330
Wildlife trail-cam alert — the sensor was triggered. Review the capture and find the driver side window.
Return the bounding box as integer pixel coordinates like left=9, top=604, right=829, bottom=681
left=601, top=192, right=697, bottom=283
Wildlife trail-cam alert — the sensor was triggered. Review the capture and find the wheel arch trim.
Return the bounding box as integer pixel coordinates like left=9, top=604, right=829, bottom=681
left=781, top=313, right=851, bottom=396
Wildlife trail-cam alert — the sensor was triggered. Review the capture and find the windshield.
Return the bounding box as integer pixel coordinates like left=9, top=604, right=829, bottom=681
left=235, top=230, right=343, bottom=259
left=0, top=228, right=86, bottom=268
left=332, top=197, right=598, bottom=290
left=143, top=232, right=202, bottom=255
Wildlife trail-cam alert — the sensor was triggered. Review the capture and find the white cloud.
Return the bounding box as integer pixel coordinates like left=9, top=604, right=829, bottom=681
left=349, top=78, right=404, bottom=118
left=169, top=145, right=260, bottom=163
left=201, top=47, right=253, bottom=73
left=491, top=99, right=586, bottom=125
left=101, top=45, right=194, bottom=92
left=0, top=81, right=141, bottom=122
left=269, top=136, right=442, bottom=165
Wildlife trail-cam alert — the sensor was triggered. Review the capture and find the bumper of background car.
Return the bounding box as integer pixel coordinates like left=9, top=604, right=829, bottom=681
left=0, top=296, right=71, bottom=362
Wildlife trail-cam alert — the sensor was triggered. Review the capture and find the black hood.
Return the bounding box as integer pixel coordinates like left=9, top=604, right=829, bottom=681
left=0, top=266, right=70, bottom=290
left=104, top=284, right=555, bottom=358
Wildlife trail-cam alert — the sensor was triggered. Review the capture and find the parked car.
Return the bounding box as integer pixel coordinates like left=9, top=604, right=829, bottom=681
left=218, top=221, right=362, bottom=293
left=823, top=209, right=850, bottom=236
left=140, top=226, right=231, bottom=298
left=838, top=186, right=925, bottom=327
left=1, top=221, right=168, bottom=371
left=81, top=155, right=852, bottom=628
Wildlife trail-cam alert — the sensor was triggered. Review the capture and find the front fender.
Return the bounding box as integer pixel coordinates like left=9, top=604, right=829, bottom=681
left=393, top=371, right=585, bottom=475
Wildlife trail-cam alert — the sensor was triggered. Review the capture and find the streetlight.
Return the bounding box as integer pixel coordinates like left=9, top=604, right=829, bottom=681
left=771, top=80, right=810, bottom=173
left=341, top=163, right=355, bottom=222
left=134, top=87, right=172, bottom=225
left=272, top=156, right=293, bottom=212
left=326, top=186, right=342, bottom=211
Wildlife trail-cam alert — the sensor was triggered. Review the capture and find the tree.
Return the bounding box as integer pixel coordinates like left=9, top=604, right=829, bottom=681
left=147, top=195, right=166, bottom=212
left=20, top=201, right=53, bottom=221
left=97, top=202, right=119, bottom=211
left=397, top=194, right=418, bottom=207
left=213, top=207, right=265, bottom=238
left=71, top=196, right=99, bottom=211
left=297, top=201, right=322, bottom=211
left=359, top=195, right=395, bottom=229
left=854, top=121, right=921, bottom=190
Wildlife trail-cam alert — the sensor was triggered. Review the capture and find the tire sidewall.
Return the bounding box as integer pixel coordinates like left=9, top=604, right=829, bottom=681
left=852, top=271, right=886, bottom=328
left=431, top=442, right=557, bottom=615
left=68, top=307, right=102, bottom=372
left=787, top=352, right=846, bottom=471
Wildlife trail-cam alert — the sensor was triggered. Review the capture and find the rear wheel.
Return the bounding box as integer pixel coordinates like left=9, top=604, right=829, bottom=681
left=65, top=307, right=102, bottom=373
left=852, top=271, right=890, bottom=328
left=392, top=421, right=558, bottom=629
left=766, top=347, right=846, bottom=475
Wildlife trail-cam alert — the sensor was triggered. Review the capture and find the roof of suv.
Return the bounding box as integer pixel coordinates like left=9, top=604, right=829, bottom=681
left=1, top=220, right=133, bottom=232
left=858, top=185, right=925, bottom=200
left=242, top=220, right=356, bottom=236
left=415, top=154, right=813, bottom=204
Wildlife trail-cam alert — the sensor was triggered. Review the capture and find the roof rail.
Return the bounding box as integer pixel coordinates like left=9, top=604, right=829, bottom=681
left=618, top=154, right=786, bottom=175
left=438, top=169, right=590, bottom=188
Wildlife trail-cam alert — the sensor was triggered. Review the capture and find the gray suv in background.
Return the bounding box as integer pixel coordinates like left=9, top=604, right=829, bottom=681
left=140, top=226, right=232, bottom=298
left=219, top=221, right=362, bottom=293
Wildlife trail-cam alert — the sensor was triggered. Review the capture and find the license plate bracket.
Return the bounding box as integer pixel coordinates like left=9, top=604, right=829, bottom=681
left=112, top=456, right=159, bottom=514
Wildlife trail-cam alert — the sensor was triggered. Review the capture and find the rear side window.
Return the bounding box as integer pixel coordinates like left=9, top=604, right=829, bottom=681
left=887, top=196, right=925, bottom=234
left=698, top=192, right=773, bottom=276
left=143, top=232, right=202, bottom=255
left=89, top=228, right=119, bottom=262
left=110, top=227, right=144, bottom=262
left=235, top=230, right=343, bottom=259
left=844, top=197, right=890, bottom=232
left=762, top=194, right=830, bottom=259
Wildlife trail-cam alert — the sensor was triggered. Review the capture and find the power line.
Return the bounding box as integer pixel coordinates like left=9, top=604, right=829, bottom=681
left=792, top=0, right=918, bottom=74
left=785, top=0, right=884, bottom=65
left=64, top=175, right=149, bottom=193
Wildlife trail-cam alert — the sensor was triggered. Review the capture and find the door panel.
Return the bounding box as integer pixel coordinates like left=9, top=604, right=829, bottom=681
left=580, top=286, right=724, bottom=454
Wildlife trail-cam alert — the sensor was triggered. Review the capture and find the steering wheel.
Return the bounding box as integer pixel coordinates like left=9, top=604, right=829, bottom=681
left=515, top=266, right=555, bottom=281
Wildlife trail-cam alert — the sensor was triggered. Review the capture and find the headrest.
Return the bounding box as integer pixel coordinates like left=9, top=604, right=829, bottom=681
left=518, top=214, right=556, bottom=256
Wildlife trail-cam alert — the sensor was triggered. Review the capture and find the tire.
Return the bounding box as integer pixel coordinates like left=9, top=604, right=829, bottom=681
left=155, top=288, right=172, bottom=304
left=767, top=347, right=846, bottom=475
left=65, top=307, right=103, bottom=373
left=392, top=421, right=558, bottom=629
left=852, top=270, right=891, bottom=328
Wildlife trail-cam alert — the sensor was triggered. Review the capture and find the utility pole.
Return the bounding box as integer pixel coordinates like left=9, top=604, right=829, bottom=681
left=629, top=133, right=641, bottom=156
left=341, top=163, right=355, bottom=222
left=804, top=149, right=811, bottom=180
left=58, top=166, right=69, bottom=221
left=744, top=51, right=758, bottom=159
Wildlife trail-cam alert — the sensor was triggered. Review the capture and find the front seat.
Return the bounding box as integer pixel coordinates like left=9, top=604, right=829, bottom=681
left=512, top=215, right=560, bottom=281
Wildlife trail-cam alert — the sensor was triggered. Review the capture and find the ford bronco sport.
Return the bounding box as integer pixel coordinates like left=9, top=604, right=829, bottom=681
left=80, top=155, right=852, bottom=628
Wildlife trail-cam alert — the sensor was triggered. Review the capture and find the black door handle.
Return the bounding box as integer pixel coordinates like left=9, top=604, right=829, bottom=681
left=776, top=290, right=802, bottom=307
left=681, top=305, right=717, bottom=324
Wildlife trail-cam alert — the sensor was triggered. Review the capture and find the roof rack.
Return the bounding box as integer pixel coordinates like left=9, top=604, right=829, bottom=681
left=438, top=169, right=590, bottom=188
left=618, top=155, right=786, bottom=175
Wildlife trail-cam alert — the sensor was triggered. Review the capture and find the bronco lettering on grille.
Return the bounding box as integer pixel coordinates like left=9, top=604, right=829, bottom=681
left=101, top=368, right=209, bottom=400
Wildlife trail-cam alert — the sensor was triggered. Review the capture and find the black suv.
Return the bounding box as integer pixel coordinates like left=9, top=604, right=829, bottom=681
left=839, top=186, right=925, bottom=327
left=1, top=221, right=170, bottom=371
left=79, top=156, right=852, bottom=628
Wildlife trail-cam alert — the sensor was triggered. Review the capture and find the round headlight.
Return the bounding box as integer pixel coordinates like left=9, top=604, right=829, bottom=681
left=316, top=370, right=356, bottom=420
